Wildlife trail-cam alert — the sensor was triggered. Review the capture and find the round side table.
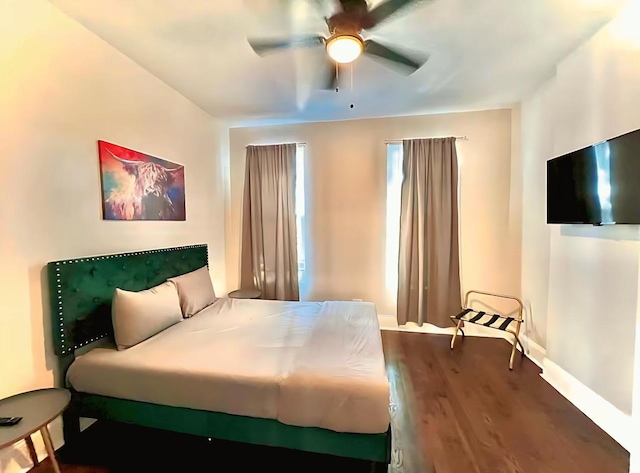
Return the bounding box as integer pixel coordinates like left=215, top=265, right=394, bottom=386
left=0, top=388, right=70, bottom=473
left=228, top=288, right=262, bottom=299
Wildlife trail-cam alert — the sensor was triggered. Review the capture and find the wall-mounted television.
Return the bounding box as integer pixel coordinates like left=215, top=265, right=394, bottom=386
left=547, top=128, right=640, bottom=225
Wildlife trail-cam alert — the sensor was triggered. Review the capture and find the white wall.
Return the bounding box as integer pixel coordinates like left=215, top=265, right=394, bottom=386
left=520, top=0, right=640, bottom=421
left=227, top=109, right=520, bottom=317
left=509, top=105, right=523, bottom=307
left=0, top=2, right=226, bottom=470
left=520, top=83, right=554, bottom=348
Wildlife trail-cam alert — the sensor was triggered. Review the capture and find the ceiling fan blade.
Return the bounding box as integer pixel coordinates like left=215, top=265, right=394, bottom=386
left=310, top=0, right=335, bottom=21
left=321, top=60, right=339, bottom=90
left=248, top=35, right=325, bottom=56
left=368, top=0, right=423, bottom=27
left=317, top=0, right=343, bottom=13
left=363, top=40, right=427, bottom=73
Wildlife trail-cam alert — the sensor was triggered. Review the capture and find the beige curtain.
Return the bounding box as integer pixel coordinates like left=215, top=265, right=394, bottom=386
left=240, top=144, right=300, bottom=301
left=397, top=138, right=461, bottom=326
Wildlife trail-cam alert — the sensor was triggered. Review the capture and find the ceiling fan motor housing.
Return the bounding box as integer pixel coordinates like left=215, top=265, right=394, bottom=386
left=327, top=12, right=369, bottom=36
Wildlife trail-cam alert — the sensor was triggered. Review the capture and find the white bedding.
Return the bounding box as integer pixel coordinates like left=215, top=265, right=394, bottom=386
left=67, top=298, right=390, bottom=434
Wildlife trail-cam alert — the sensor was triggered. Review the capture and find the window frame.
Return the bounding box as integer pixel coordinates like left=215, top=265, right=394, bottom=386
left=295, top=144, right=306, bottom=282
left=385, top=143, right=403, bottom=294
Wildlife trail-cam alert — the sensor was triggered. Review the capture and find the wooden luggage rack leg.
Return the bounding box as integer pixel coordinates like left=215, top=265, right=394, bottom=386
left=450, top=318, right=465, bottom=349
left=507, top=321, right=525, bottom=370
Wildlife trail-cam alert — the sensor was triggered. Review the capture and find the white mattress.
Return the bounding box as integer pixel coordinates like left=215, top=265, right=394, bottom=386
left=67, top=299, right=390, bottom=434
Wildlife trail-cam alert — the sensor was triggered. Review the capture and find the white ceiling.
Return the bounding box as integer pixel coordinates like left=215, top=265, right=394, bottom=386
left=50, top=0, right=624, bottom=126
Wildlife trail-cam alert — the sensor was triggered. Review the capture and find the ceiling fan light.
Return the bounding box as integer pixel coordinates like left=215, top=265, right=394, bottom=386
left=326, top=35, right=363, bottom=64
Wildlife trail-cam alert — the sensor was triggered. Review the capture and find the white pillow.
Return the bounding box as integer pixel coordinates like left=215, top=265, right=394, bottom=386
left=112, top=281, right=182, bottom=350
left=168, top=266, right=216, bottom=317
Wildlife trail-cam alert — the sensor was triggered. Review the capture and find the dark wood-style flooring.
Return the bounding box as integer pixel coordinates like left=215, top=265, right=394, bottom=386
left=384, top=332, right=629, bottom=473
left=30, top=332, right=629, bottom=473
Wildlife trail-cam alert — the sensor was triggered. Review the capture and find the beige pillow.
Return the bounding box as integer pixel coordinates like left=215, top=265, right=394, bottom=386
left=168, top=266, right=216, bottom=317
left=112, top=282, right=182, bottom=350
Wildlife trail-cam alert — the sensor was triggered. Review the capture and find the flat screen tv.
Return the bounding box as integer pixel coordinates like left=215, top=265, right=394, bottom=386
left=547, top=128, right=640, bottom=225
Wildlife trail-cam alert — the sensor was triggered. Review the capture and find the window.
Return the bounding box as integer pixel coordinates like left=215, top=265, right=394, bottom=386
left=385, top=143, right=403, bottom=294
left=295, top=144, right=306, bottom=281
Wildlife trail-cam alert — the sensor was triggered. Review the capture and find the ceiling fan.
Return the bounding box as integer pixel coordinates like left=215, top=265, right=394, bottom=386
left=248, top=0, right=429, bottom=90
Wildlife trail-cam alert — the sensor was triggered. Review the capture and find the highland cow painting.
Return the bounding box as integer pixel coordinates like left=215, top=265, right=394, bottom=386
left=99, top=141, right=186, bottom=221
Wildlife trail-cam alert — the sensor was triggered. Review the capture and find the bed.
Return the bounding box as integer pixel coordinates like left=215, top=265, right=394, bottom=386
left=48, top=244, right=391, bottom=468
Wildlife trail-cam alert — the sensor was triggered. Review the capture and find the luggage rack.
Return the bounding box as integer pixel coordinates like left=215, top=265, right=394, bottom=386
left=450, top=290, right=525, bottom=370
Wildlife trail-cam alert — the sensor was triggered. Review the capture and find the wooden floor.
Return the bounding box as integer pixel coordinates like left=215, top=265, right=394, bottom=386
left=385, top=332, right=629, bottom=473
left=31, top=332, right=629, bottom=473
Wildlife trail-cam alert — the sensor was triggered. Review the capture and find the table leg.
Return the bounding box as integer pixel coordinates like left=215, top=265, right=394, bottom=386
left=40, top=425, right=61, bottom=473
left=25, top=435, right=38, bottom=466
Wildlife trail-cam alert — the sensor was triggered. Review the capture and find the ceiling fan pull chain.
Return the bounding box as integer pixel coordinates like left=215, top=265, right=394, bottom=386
left=336, top=63, right=339, bottom=92
left=349, top=63, right=355, bottom=109
left=350, top=62, right=354, bottom=93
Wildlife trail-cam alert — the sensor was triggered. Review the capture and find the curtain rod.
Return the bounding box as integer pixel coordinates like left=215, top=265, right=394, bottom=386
left=245, top=142, right=306, bottom=148
left=385, top=136, right=468, bottom=144
left=244, top=136, right=468, bottom=148
left=245, top=135, right=469, bottom=148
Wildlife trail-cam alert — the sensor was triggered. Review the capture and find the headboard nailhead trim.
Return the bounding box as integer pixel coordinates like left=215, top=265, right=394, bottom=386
left=56, top=244, right=207, bottom=355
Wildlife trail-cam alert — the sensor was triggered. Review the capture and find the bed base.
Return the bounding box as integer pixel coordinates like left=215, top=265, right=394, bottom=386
left=64, top=392, right=391, bottom=465
left=49, top=245, right=391, bottom=467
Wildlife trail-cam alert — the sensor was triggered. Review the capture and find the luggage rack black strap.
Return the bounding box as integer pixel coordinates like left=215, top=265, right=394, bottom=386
left=453, top=308, right=473, bottom=319
left=451, top=309, right=522, bottom=332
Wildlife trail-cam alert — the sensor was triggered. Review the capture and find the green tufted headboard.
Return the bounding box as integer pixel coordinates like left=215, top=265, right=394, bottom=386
left=47, top=244, right=208, bottom=357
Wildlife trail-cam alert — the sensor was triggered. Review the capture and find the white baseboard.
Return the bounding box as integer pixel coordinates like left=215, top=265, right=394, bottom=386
left=0, top=417, right=94, bottom=473
left=541, top=358, right=632, bottom=452
left=520, top=334, right=546, bottom=370
left=379, top=314, right=546, bottom=368
left=378, top=314, right=515, bottom=339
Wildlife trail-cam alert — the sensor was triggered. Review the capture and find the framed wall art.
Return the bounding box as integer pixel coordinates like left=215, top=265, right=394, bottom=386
left=98, top=141, right=186, bottom=221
